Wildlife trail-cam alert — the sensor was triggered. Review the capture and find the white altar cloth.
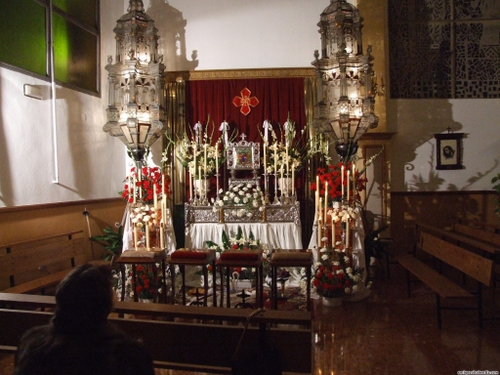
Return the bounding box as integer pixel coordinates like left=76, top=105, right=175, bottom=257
left=185, top=222, right=303, bottom=250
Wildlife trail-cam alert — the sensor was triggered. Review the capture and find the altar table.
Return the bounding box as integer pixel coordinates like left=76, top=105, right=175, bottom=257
left=186, top=222, right=303, bottom=250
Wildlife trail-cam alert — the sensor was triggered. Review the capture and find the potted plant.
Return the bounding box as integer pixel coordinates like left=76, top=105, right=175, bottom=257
left=90, top=224, right=123, bottom=261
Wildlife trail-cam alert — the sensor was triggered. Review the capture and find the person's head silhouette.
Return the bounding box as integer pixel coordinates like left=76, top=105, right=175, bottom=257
left=52, top=264, right=113, bottom=334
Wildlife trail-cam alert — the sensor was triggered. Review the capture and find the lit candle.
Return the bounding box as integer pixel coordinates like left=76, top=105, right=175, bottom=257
left=352, top=163, right=356, bottom=195
left=274, top=143, right=278, bottom=175
left=280, top=164, right=284, bottom=195
left=347, top=170, right=350, bottom=201
left=193, top=144, right=197, bottom=182
left=324, top=181, right=328, bottom=223
left=189, top=171, right=193, bottom=199
left=346, top=220, right=350, bottom=249
left=285, top=146, right=289, bottom=178
left=341, top=166, right=345, bottom=198
left=263, top=142, right=267, bottom=174
left=318, top=197, right=323, bottom=248
left=315, top=175, right=320, bottom=219
left=204, top=144, right=207, bottom=178
left=332, top=218, right=336, bottom=248
left=291, top=164, right=295, bottom=195
left=215, top=143, right=219, bottom=172
left=138, top=168, right=143, bottom=200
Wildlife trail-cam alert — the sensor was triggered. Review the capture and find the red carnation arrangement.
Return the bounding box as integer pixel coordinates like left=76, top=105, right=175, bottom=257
left=310, top=161, right=367, bottom=205
left=121, top=166, right=171, bottom=204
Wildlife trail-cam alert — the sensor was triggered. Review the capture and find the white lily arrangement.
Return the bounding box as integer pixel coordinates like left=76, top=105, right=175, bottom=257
left=212, top=183, right=266, bottom=218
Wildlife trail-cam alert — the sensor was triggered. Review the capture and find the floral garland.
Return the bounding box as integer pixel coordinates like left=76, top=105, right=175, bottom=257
left=212, top=183, right=266, bottom=218
left=312, top=244, right=363, bottom=298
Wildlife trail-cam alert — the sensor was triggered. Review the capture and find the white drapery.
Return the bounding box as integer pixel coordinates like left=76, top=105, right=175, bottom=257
left=185, top=222, right=303, bottom=250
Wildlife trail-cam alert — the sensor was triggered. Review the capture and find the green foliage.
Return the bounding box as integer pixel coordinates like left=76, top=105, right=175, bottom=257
left=492, top=173, right=500, bottom=216
left=91, top=225, right=123, bottom=261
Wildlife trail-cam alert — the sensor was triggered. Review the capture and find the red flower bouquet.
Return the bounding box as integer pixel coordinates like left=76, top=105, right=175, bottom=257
left=312, top=246, right=362, bottom=298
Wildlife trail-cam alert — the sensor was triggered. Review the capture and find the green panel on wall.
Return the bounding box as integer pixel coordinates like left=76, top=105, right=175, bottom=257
left=0, top=0, right=47, bottom=76
left=53, top=13, right=98, bottom=93
left=52, top=0, right=98, bottom=30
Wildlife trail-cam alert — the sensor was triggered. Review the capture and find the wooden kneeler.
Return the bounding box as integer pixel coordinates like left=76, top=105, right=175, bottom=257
left=167, top=249, right=217, bottom=306
left=270, top=249, right=313, bottom=311
left=217, top=250, right=263, bottom=308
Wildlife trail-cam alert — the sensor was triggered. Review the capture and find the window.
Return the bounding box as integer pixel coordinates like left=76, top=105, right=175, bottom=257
left=0, top=0, right=100, bottom=95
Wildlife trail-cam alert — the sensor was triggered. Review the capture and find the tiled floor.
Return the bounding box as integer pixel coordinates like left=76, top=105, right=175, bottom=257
left=2, top=261, right=500, bottom=374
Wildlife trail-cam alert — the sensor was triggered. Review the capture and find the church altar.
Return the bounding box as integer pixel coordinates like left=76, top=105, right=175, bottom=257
left=185, top=202, right=302, bottom=250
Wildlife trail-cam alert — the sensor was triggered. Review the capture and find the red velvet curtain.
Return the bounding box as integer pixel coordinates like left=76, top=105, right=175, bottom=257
left=185, top=78, right=306, bottom=144
left=185, top=78, right=307, bottom=199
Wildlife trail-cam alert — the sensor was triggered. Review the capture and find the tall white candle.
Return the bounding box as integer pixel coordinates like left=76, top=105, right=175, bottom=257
left=347, top=170, right=350, bottom=200
left=352, top=163, right=356, bottom=195
left=274, top=143, right=278, bottom=175
left=263, top=143, right=267, bottom=174
left=138, top=168, right=143, bottom=200
left=215, top=143, right=219, bottom=172
left=341, top=166, right=345, bottom=198
left=332, top=219, right=336, bottom=248
left=193, top=144, right=197, bottom=182
left=346, top=220, right=350, bottom=249
left=324, top=181, right=328, bottom=222
left=291, top=165, right=295, bottom=195
left=285, top=147, right=289, bottom=177
left=280, top=165, right=284, bottom=196
left=204, top=144, right=207, bottom=178
left=189, top=171, right=193, bottom=199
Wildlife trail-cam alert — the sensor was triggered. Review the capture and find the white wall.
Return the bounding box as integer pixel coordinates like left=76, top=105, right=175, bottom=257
left=389, top=99, right=500, bottom=192
left=146, top=0, right=329, bottom=70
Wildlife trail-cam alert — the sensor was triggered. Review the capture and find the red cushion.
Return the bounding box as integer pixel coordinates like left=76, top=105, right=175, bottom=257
left=220, top=252, right=259, bottom=261
left=171, top=250, right=209, bottom=260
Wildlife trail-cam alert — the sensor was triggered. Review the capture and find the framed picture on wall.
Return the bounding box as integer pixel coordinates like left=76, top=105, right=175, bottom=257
left=434, top=132, right=464, bottom=170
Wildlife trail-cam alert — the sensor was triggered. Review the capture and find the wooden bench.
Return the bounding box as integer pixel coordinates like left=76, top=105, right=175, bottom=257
left=0, top=293, right=312, bottom=374
left=418, top=222, right=500, bottom=279
left=0, top=231, right=99, bottom=295
left=397, top=226, right=494, bottom=328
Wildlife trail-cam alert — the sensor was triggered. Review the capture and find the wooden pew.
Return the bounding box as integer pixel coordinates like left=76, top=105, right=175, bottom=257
left=0, top=231, right=93, bottom=294
left=0, top=293, right=312, bottom=374
left=397, top=225, right=494, bottom=328
left=453, top=223, right=500, bottom=248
